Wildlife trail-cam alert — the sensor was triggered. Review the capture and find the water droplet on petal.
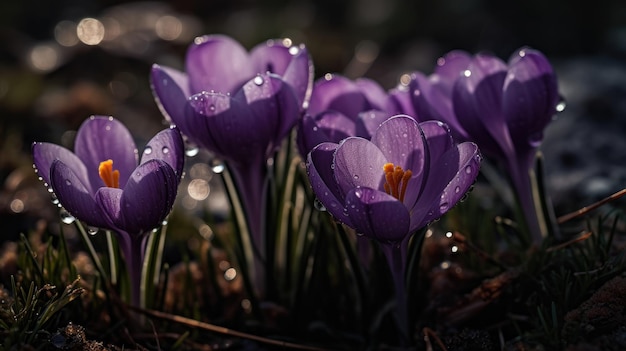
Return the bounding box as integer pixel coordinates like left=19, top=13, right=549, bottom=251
left=211, top=159, right=225, bottom=173
left=555, top=99, right=566, bottom=113
left=465, top=165, right=473, bottom=174
left=463, top=69, right=471, bottom=77
left=162, top=146, right=169, bottom=154
left=185, top=142, right=199, bottom=157
left=253, top=76, right=264, bottom=86
left=65, top=179, right=72, bottom=186
left=144, top=146, right=153, bottom=155
left=314, top=198, right=327, bottom=211
left=289, top=46, right=299, bottom=55
left=208, top=104, right=216, bottom=112
left=354, top=187, right=363, bottom=198
left=454, top=186, right=460, bottom=194
left=60, top=209, right=75, bottom=224
left=353, top=174, right=359, bottom=180
left=87, top=226, right=99, bottom=235
left=439, top=202, right=449, bottom=212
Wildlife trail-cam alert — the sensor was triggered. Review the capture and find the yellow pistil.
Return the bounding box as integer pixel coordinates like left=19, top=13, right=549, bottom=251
left=98, top=159, right=120, bottom=188
left=383, top=162, right=412, bottom=202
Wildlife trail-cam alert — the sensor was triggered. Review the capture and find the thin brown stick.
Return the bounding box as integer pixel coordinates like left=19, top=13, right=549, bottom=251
left=545, top=231, right=592, bottom=252
left=128, top=305, right=337, bottom=351
left=557, top=188, right=626, bottom=224
left=423, top=327, right=447, bottom=351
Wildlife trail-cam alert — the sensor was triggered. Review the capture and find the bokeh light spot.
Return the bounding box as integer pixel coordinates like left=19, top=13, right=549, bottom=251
left=77, top=18, right=105, bottom=45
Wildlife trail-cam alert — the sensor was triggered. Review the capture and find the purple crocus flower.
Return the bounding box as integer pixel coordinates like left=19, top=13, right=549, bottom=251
left=297, top=74, right=413, bottom=158
left=409, top=50, right=472, bottom=141
left=32, top=116, right=184, bottom=306
left=452, top=47, right=560, bottom=244
left=306, top=115, right=480, bottom=339
left=150, top=35, right=313, bottom=294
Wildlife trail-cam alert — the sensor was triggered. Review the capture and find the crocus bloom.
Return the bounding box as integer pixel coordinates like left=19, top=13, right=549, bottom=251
left=32, top=116, right=185, bottom=306
left=306, top=115, right=480, bottom=340
left=452, top=47, right=560, bottom=244
left=150, top=35, right=313, bottom=293
left=409, top=50, right=472, bottom=141
left=297, top=74, right=413, bottom=157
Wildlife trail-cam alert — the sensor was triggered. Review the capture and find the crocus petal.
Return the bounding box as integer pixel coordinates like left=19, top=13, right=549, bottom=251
left=96, top=159, right=178, bottom=235
left=433, top=50, right=471, bottom=88
left=503, top=48, right=559, bottom=151
left=281, top=45, right=314, bottom=109
left=333, top=137, right=388, bottom=196
left=74, top=116, right=138, bottom=190
left=32, top=142, right=92, bottom=194
left=371, top=115, right=426, bottom=184
left=184, top=91, right=238, bottom=160
left=250, top=39, right=294, bottom=75
left=344, top=187, right=410, bottom=242
left=236, top=73, right=300, bottom=157
left=150, top=64, right=191, bottom=124
left=355, top=78, right=391, bottom=112
left=387, top=87, right=416, bottom=116
left=453, top=56, right=514, bottom=160
left=355, top=110, right=394, bottom=139
left=306, top=142, right=352, bottom=226
left=315, top=110, right=358, bottom=142
left=49, top=160, right=109, bottom=228
left=297, top=110, right=357, bottom=158
left=94, top=187, right=123, bottom=233
left=307, top=75, right=369, bottom=117
left=141, top=126, right=185, bottom=181
left=186, top=35, right=255, bottom=94
left=419, top=142, right=481, bottom=227
left=402, top=120, right=455, bottom=210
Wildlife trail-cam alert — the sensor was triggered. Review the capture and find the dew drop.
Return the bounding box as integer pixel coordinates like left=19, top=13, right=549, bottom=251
left=463, top=69, right=471, bottom=77
left=208, top=104, right=216, bottom=112
left=87, top=226, right=99, bottom=235
left=353, top=174, right=359, bottom=180
left=185, top=143, right=199, bottom=157
left=439, top=202, right=449, bottom=212
left=354, top=187, right=363, bottom=198
left=144, top=146, right=153, bottom=155
left=211, top=159, right=225, bottom=173
left=314, top=198, right=327, bottom=212
left=253, top=75, right=264, bottom=86
left=65, top=179, right=72, bottom=186
left=465, top=165, right=473, bottom=174
left=60, top=209, right=75, bottom=224
left=162, top=146, right=169, bottom=154
left=312, top=126, right=318, bottom=132
left=555, top=99, right=566, bottom=113
left=454, top=186, right=460, bottom=194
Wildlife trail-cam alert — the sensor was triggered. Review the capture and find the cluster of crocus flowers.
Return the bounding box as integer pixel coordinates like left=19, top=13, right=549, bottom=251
left=32, top=116, right=185, bottom=306
left=150, top=35, right=314, bottom=295
left=404, top=47, right=560, bottom=244
left=306, top=115, right=481, bottom=340
left=296, top=73, right=414, bottom=158
left=425, top=47, right=559, bottom=244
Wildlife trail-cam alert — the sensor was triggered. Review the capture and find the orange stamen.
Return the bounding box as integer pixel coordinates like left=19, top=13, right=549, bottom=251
left=383, top=162, right=412, bottom=202
left=98, top=159, right=120, bottom=188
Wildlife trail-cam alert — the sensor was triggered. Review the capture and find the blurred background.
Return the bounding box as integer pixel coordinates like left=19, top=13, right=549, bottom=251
left=1, top=0, right=625, bottom=242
